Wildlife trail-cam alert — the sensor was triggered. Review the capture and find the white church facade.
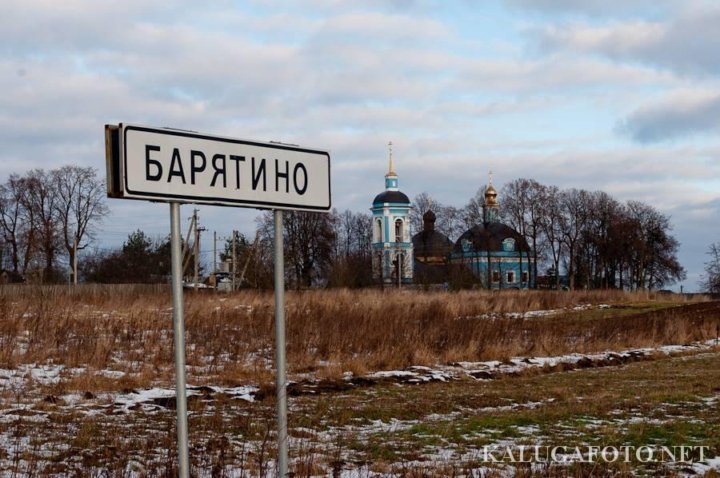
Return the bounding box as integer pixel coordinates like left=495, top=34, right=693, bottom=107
left=370, top=143, right=413, bottom=285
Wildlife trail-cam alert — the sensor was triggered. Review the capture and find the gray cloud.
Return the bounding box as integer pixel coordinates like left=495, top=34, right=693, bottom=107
left=534, top=6, right=720, bottom=77
left=508, top=0, right=685, bottom=17
left=455, top=56, right=672, bottom=93
left=249, top=0, right=433, bottom=14
left=0, top=4, right=460, bottom=180
left=618, top=91, right=720, bottom=142
left=2, top=0, right=719, bottom=290
left=0, top=1, right=205, bottom=55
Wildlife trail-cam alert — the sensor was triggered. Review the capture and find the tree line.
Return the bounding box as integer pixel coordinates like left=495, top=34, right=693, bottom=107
left=411, top=179, right=686, bottom=290
left=161, top=177, right=687, bottom=291
left=0, top=165, right=696, bottom=291
left=80, top=209, right=372, bottom=289
left=703, top=243, right=720, bottom=294
left=0, top=166, right=107, bottom=282
left=227, top=209, right=373, bottom=289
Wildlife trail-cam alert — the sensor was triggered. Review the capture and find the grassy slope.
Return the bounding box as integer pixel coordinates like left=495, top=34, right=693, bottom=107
left=1, top=287, right=720, bottom=476
left=2, top=347, right=719, bottom=476
left=295, top=351, right=720, bottom=473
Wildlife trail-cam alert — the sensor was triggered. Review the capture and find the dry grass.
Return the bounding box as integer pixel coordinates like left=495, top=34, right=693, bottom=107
left=4, top=343, right=719, bottom=476
left=1, top=285, right=719, bottom=476
left=0, top=285, right=715, bottom=389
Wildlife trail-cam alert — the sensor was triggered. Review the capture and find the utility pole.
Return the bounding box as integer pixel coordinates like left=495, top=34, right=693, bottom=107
left=237, top=231, right=260, bottom=287
left=212, top=230, right=217, bottom=292
left=193, top=210, right=199, bottom=286
left=182, top=212, right=196, bottom=280
left=192, top=209, right=206, bottom=287
left=213, top=231, right=217, bottom=275
left=73, top=236, right=78, bottom=286
left=232, top=230, right=237, bottom=292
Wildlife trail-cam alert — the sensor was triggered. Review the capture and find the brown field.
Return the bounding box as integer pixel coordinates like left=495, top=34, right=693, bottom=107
left=1, top=285, right=719, bottom=476
left=0, top=285, right=714, bottom=384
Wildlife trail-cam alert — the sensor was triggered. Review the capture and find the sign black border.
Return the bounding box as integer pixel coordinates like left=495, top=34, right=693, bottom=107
left=121, top=124, right=332, bottom=211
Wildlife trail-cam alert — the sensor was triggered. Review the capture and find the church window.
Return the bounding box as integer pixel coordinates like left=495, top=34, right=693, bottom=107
left=376, top=219, right=383, bottom=242
left=507, top=271, right=515, bottom=283
left=502, top=238, right=516, bottom=252
left=395, top=219, right=403, bottom=242
left=522, top=271, right=529, bottom=283
left=492, top=270, right=500, bottom=282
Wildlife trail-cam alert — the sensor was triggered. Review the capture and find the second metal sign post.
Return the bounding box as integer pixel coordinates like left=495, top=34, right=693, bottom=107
left=105, top=124, right=331, bottom=478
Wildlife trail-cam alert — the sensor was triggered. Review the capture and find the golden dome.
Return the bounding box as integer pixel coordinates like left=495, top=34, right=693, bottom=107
left=485, top=184, right=498, bottom=205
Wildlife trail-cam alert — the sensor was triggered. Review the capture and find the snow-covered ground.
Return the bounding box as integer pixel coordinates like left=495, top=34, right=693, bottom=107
left=360, top=338, right=720, bottom=384
left=457, top=303, right=613, bottom=321
left=1, top=336, right=718, bottom=476
left=2, top=338, right=718, bottom=407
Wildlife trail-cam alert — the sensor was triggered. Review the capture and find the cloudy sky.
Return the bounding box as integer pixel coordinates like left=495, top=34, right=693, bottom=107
left=3, top=0, right=719, bottom=290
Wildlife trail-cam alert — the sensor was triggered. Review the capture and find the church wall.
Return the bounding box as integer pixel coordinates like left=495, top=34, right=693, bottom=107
left=451, top=255, right=535, bottom=289
left=372, top=244, right=414, bottom=285
left=371, top=201, right=413, bottom=284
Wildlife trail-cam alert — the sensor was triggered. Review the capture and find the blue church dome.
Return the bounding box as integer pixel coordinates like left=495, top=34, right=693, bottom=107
left=372, top=190, right=410, bottom=205
left=453, top=222, right=530, bottom=254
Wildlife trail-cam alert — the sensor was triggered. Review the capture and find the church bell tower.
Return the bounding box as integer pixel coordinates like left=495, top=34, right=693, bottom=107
left=370, top=142, right=413, bottom=286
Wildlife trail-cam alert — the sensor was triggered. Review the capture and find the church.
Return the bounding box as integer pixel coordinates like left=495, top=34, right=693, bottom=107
left=371, top=146, right=535, bottom=289
left=370, top=143, right=414, bottom=286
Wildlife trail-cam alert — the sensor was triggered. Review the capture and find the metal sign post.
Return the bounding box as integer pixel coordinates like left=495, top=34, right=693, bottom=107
left=274, top=209, right=288, bottom=476
left=170, top=202, right=190, bottom=478
left=105, top=123, right=330, bottom=477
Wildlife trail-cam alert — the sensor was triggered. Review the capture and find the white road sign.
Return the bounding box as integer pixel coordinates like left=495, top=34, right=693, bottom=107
left=105, top=124, right=331, bottom=211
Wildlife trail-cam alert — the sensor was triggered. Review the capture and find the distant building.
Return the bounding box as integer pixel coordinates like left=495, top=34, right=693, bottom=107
left=412, top=210, right=453, bottom=284
left=371, top=143, right=413, bottom=286
left=369, top=149, right=534, bottom=289
left=449, top=180, right=535, bottom=289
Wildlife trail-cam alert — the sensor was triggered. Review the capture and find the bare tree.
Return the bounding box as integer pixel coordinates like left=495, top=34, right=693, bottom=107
left=624, top=201, right=684, bottom=289
left=538, top=185, right=564, bottom=289
left=461, top=185, right=487, bottom=228
left=327, top=209, right=373, bottom=287
left=577, top=191, right=624, bottom=288
left=258, top=210, right=336, bottom=288
left=409, top=192, right=437, bottom=234
left=52, top=165, right=109, bottom=283
left=702, top=243, right=720, bottom=293
left=411, top=192, right=465, bottom=242
left=436, top=205, right=466, bottom=242
left=352, top=212, right=373, bottom=257
left=21, top=170, right=61, bottom=281
left=0, top=175, right=28, bottom=276
left=558, top=188, right=591, bottom=290
left=501, top=178, right=545, bottom=284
